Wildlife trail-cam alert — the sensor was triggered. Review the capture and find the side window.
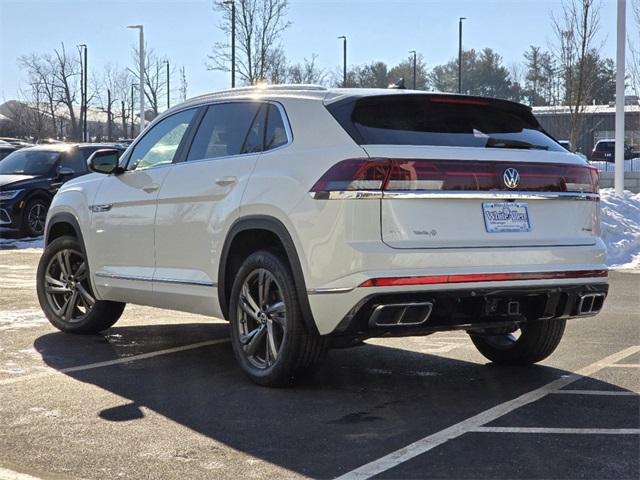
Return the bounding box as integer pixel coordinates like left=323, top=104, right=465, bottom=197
left=264, top=104, right=289, bottom=151
left=241, top=105, right=266, bottom=154
left=60, top=150, right=86, bottom=173
left=186, top=102, right=261, bottom=162
left=128, top=109, right=195, bottom=171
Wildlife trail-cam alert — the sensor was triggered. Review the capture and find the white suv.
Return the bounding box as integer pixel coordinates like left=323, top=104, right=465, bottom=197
left=36, top=86, right=608, bottom=386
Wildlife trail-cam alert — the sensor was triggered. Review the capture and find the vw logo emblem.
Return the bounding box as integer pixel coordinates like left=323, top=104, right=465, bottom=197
left=503, top=168, right=520, bottom=189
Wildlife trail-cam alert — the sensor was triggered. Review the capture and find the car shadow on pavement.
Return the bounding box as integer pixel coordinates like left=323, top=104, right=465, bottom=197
left=33, top=323, right=639, bottom=479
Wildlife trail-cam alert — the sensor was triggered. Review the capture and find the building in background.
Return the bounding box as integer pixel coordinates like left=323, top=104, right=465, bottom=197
left=534, top=97, right=640, bottom=160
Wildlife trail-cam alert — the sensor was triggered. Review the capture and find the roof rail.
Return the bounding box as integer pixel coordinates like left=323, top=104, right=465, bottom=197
left=189, top=84, right=328, bottom=101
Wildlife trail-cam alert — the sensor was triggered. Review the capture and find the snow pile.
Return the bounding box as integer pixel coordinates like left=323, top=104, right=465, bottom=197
left=0, top=236, right=44, bottom=250
left=599, top=188, right=640, bottom=271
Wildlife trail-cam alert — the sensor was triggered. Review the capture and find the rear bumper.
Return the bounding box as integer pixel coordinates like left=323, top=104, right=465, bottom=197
left=327, top=282, right=608, bottom=340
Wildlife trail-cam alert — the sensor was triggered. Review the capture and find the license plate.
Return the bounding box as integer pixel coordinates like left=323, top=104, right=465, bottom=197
left=482, top=202, right=531, bottom=233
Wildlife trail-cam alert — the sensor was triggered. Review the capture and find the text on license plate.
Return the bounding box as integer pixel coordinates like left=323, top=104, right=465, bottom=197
left=482, top=202, right=531, bottom=233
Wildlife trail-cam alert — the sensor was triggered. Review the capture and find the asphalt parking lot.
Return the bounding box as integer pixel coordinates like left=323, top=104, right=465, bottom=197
left=0, top=245, right=638, bottom=480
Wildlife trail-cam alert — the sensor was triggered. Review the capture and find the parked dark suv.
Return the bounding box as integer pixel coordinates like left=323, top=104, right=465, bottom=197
left=591, top=139, right=635, bottom=162
left=0, top=143, right=125, bottom=236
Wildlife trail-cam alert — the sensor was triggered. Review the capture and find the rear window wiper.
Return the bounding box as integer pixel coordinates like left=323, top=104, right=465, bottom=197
left=485, top=137, right=549, bottom=150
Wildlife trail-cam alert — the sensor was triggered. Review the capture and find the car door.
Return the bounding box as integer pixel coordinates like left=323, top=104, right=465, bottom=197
left=152, top=101, right=268, bottom=316
left=89, top=108, right=197, bottom=304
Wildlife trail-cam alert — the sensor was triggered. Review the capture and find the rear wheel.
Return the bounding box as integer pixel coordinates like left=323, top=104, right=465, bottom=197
left=37, top=236, right=125, bottom=334
left=469, top=319, right=566, bottom=365
left=229, top=250, right=327, bottom=387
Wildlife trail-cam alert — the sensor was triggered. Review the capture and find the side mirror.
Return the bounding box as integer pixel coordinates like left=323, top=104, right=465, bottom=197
left=58, top=166, right=75, bottom=176
left=88, top=149, right=121, bottom=174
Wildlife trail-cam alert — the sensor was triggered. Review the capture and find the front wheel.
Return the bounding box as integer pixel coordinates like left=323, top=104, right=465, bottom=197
left=469, top=319, right=566, bottom=365
left=37, top=236, right=125, bottom=334
left=22, top=197, right=49, bottom=237
left=229, top=251, right=327, bottom=387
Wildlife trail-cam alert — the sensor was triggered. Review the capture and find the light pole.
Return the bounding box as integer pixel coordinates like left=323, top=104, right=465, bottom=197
left=130, top=83, right=138, bottom=138
left=338, top=36, right=347, bottom=87
left=164, top=60, right=170, bottom=109
left=458, top=17, right=466, bottom=94
left=409, top=50, right=417, bottom=90
left=128, top=25, right=145, bottom=133
left=76, top=45, right=84, bottom=141
left=77, top=44, right=87, bottom=141
left=224, top=1, right=236, bottom=88
left=614, top=0, right=626, bottom=196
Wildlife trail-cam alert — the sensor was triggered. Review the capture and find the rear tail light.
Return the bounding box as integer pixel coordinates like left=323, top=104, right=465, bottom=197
left=309, top=159, right=599, bottom=195
left=359, top=269, right=608, bottom=287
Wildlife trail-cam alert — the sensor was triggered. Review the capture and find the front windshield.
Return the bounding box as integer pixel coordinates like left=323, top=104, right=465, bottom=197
left=0, top=150, right=61, bottom=175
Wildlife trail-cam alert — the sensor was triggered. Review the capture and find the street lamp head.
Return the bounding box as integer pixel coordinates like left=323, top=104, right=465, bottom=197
left=459, top=17, right=467, bottom=21
left=127, top=24, right=143, bottom=30
left=338, top=35, right=346, bottom=40
left=409, top=50, right=416, bottom=55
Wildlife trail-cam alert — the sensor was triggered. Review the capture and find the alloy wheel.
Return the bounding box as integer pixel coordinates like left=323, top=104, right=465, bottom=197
left=27, top=202, right=47, bottom=235
left=43, top=248, right=95, bottom=323
left=236, top=268, right=287, bottom=369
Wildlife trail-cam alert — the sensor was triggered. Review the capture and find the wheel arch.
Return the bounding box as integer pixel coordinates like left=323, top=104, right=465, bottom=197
left=25, top=188, right=53, bottom=203
left=218, top=215, right=319, bottom=336
left=46, top=212, right=85, bottom=251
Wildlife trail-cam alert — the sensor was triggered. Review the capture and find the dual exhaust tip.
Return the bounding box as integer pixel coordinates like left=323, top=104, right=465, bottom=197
left=577, top=293, right=606, bottom=316
left=369, top=302, right=434, bottom=328
left=368, top=292, right=605, bottom=328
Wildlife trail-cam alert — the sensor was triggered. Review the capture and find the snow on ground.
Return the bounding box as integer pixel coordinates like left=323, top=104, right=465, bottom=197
left=0, top=309, right=48, bottom=332
left=599, top=188, right=640, bottom=271
left=0, top=236, right=44, bottom=250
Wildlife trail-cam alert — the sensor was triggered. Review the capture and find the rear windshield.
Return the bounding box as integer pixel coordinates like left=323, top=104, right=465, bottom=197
left=595, top=142, right=614, bottom=150
left=327, top=95, right=563, bottom=151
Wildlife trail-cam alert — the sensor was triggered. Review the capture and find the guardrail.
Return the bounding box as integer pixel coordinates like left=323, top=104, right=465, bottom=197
left=590, top=158, right=640, bottom=172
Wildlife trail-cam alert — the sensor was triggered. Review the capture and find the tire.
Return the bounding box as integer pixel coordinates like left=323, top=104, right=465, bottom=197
left=22, top=197, right=49, bottom=237
left=37, top=236, right=125, bottom=334
left=229, top=250, right=327, bottom=387
left=469, top=319, right=566, bottom=365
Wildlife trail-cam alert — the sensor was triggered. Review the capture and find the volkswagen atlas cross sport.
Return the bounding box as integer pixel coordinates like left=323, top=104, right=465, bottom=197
left=36, top=85, right=608, bottom=386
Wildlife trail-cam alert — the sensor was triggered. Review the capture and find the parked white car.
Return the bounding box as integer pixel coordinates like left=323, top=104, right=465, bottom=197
left=36, top=86, right=608, bottom=386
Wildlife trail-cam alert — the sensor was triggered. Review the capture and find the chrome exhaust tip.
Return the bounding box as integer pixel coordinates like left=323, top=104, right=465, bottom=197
left=369, top=302, right=434, bottom=328
left=577, top=293, right=606, bottom=316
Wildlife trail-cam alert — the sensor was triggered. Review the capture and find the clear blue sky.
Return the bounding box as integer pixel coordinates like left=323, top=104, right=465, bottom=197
left=0, top=0, right=624, bottom=104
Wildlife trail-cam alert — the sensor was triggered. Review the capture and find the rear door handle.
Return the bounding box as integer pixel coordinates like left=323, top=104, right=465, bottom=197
left=142, top=183, right=160, bottom=193
left=215, top=176, right=237, bottom=187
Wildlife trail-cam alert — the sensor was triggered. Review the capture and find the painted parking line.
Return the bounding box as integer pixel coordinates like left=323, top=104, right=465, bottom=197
left=0, top=467, right=43, bottom=480
left=609, top=364, right=640, bottom=368
left=0, top=338, right=230, bottom=386
left=335, top=345, right=640, bottom=480
left=472, top=426, right=640, bottom=435
left=552, top=390, right=639, bottom=396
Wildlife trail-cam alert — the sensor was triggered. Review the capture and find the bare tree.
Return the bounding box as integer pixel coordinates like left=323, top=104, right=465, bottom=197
left=17, top=53, right=59, bottom=137
left=629, top=0, right=640, bottom=98
left=114, top=69, right=135, bottom=138
left=551, top=0, right=602, bottom=148
left=130, top=45, right=170, bottom=118
left=92, top=64, right=120, bottom=140
left=179, top=66, right=188, bottom=102
left=288, top=54, right=327, bottom=85
left=51, top=43, right=81, bottom=140
left=208, top=0, right=291, bottom=85
left=6, top=83, right=51, bottom=140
